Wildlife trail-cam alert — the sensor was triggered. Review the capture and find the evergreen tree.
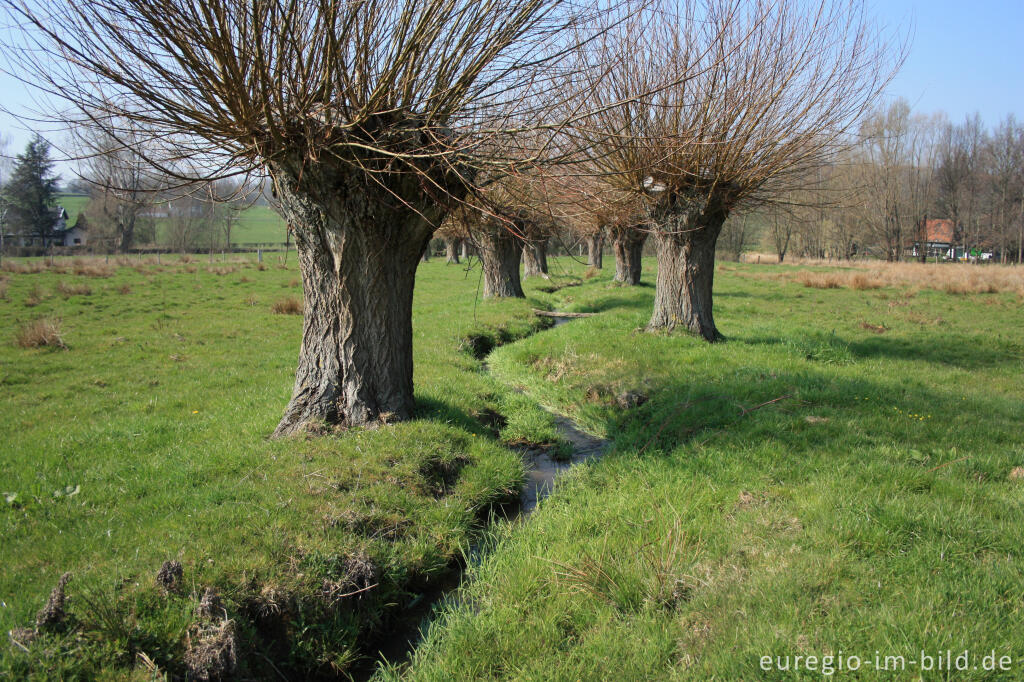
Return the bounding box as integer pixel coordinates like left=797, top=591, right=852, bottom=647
left=1, top=135, right=59, bottom=243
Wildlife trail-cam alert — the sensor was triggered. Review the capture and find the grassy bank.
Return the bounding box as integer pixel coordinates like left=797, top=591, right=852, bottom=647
left=0, top=257, right=563, bottom=678
left=392, top=260, right=1024, bottom=680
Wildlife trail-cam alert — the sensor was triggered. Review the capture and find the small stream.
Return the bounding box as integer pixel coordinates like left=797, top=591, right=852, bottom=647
left=357, top=313, right=609, bottom=678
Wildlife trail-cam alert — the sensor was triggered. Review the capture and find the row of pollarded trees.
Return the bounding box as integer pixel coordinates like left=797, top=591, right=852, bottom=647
left=1, top=0, right=896, bottom=435
left=439, top=173, right=651, bottom=296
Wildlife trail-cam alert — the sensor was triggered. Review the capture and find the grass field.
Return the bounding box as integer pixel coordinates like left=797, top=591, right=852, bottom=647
left=389, top=259, right=1024, bottom=681
left=0, top=256, right=563, bottom=678
left=3, top=255, right=1024, bottom=679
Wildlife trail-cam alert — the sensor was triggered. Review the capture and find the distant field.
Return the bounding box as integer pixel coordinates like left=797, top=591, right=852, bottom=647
left=231, top=204, right=287, bottom=244
left=57, top=194, right=287, bottom=246
left=55, top=193, right=89, bottom=225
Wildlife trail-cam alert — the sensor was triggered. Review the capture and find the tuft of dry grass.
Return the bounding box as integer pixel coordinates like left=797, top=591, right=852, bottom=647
left=849, top=273, right=882, bottom=290
left=797, top=272, right=842, bottom=289
left=24, top=284, right=45, bottom=307
left=116, top=283, right=133, bottom=295
left=256, top=262, right=267, bottom=271
left=583, top=266, right=599, bottom=280
left=72, top=262, right=115, bottom=278
left=15, top=318, right=68, bottom=350
left=244, top=294, right=258, bottom=306
left=0, top=279, right=7, bottom=301
left=271, top=297, right=303, bottom=315
left=2, top=260, right=48, bottom=274
left=57, top=280, right=93, bottom=298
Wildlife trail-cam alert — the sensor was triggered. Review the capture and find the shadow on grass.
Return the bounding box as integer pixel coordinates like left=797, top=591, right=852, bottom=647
left=738, top=330, right=1020, bottom=371
left=414, top=395, right=497, bottom=437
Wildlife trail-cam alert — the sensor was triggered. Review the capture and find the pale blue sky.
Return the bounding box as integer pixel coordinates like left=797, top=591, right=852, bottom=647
left=1, top=0, right=1022, bottom=178
left=868, top=0, right=1024, bottom=125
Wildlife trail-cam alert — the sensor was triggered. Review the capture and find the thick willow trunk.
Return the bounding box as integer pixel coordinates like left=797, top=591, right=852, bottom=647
left=611, top=228, right=647, bottom=285
left=445, top=238, right=461, bottom=264
left=522, top=236, right=550, bottom=278
left=271, top=168, right=435, bottom=437
left=586, top=233, right=604, bottom=268
left=476, top=229, right=525, bottom=298
left=648, top=206, right=727, bottom=342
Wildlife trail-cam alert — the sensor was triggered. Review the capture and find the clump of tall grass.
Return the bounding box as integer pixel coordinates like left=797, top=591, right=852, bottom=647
left=2, top=260, right=47, bottom=274
left=74, top=264, right=114, bottom=278
left=797, top=272, right=842, bottom=289
left=849, top=273, right=882, bottom=290
left=271, top=297, right=303, bottom=315
left=56, top=280, right=93, bottom=298
left=15, top=318, right=68, bottom=349
left=0, top=279, right=7, bottom=301
left=24, top=284, right=45, bottom=307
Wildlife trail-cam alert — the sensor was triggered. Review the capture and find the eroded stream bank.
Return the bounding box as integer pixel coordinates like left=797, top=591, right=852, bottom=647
left=357, top=312, right=609, bottom=679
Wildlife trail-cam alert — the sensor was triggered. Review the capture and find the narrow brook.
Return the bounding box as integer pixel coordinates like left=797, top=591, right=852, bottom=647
left=355, top=313, right=610, bottom=679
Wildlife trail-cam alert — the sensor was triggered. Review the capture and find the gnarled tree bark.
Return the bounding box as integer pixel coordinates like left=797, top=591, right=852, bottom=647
left=475, top=227, right=525, bottom=298
left=609, top=226, right=647, bottom=285
left=270, top=164, right=439, bottom=437
left=522, top=235, right=550, bottom=278
left=648, top=201, right=728, bottom=341
left=586, top=233, right=604, bottom=268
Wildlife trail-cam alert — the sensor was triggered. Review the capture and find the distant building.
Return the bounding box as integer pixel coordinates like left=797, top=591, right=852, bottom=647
left=2, top=206, right=88, bottom=248
left=908, top=219, right=959, bottom=260
left=59, top=213, right=89, bottom=247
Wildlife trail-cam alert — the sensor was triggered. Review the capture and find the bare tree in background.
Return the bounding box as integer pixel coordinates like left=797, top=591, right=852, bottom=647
left=985, top=115, right=1024, bottom=263
left=936, top=115, right=986, bottom=260
left=1, top=0, right=635, bottom=435
left=0, top=133, right=9, bottom=258
left=717, top=214, right=749, bottom=263
left=768, top=203, right=796, bottom=263
left=74, top=117, right=163, bottom=253
left=858, top=100, right=941, bottom=262
left=568, top=0, right=897, bottom=340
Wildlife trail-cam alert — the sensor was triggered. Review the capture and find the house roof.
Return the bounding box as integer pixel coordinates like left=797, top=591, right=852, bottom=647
left=921, top=219, right=955, bottom=244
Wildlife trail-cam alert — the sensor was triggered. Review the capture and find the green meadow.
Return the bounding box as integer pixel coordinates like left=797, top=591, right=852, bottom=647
left=390, top=260, right=1024, bottom=681
left=2, top=255, right=1024, bottom=679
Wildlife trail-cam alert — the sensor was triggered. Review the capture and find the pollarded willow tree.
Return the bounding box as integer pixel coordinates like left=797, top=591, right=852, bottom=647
left=570, top=0, right=898, bottom=340
left=2, top=0, right=631, bottom=435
